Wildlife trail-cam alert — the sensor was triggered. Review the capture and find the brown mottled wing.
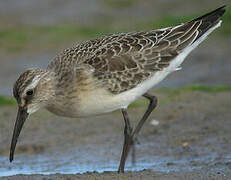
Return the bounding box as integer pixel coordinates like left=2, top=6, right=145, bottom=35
left=83, top=21, right=202, bottom=94
left=48, top=32, right=135, bottom=70
left=48, top=6, right=225, bottom=94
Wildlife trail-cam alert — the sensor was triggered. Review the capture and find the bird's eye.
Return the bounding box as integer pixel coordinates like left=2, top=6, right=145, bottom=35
left=26, top=90, right=34, bottom=96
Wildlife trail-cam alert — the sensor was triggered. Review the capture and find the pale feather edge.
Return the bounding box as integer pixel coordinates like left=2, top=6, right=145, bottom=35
left=115, top=20, right=222, bottom=109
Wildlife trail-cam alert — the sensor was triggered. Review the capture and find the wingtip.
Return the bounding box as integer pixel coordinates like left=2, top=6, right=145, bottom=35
left=214, top=5, right=227, bottom=16
left=220, top=5, right=227, bottom=14
left=219, top=5, right=226, bottom=10
left=190, top=5, right=227, bottom=25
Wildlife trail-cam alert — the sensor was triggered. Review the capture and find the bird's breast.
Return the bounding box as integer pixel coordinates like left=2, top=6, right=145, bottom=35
left=46, top=86, right=131, bottom=118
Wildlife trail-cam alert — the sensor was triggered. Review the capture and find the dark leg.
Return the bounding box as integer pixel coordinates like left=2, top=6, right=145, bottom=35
left=130, top=93, right=158, bottom=166
left=118, top=93, right=158, bottom=173
left=118, top=109, right=133, bottom=173
left=132, top=93, right=158, bottom=138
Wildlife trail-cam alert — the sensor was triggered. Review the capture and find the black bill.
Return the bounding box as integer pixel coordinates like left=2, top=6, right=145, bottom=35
left=9, top=106, right=28, bottom=162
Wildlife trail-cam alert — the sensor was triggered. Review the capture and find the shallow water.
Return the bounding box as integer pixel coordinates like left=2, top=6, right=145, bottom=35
left=1, top=148, right=230, bottom=177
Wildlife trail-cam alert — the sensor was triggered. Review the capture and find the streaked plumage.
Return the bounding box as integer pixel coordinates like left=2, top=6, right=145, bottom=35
left=10, top=6, right=226, bottom=173
left=48, top=6, right=224, bottom=95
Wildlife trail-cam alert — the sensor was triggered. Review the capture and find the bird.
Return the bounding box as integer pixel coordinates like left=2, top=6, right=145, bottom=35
left=10, top=6, right=226, bottom=173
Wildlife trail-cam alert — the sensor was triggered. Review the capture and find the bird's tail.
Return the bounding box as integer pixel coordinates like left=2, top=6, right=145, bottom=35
left=191, top=5, right=226, bottom=42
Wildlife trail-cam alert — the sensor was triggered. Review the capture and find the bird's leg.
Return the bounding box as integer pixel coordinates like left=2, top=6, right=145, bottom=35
left=118, top=93, right=158, bottom=173
left=131, top=93, right=158, bottom=166
left=132, top=93, right=158, bottom=138
left=118, top=108, right=133, bottom=173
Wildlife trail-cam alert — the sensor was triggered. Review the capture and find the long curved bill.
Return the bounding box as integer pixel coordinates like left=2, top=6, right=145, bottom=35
left=9, top=106, right=28, bottom=162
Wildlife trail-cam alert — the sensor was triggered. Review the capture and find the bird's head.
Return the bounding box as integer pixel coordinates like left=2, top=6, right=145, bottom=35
left=10, top=69, right=54, bottom=162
